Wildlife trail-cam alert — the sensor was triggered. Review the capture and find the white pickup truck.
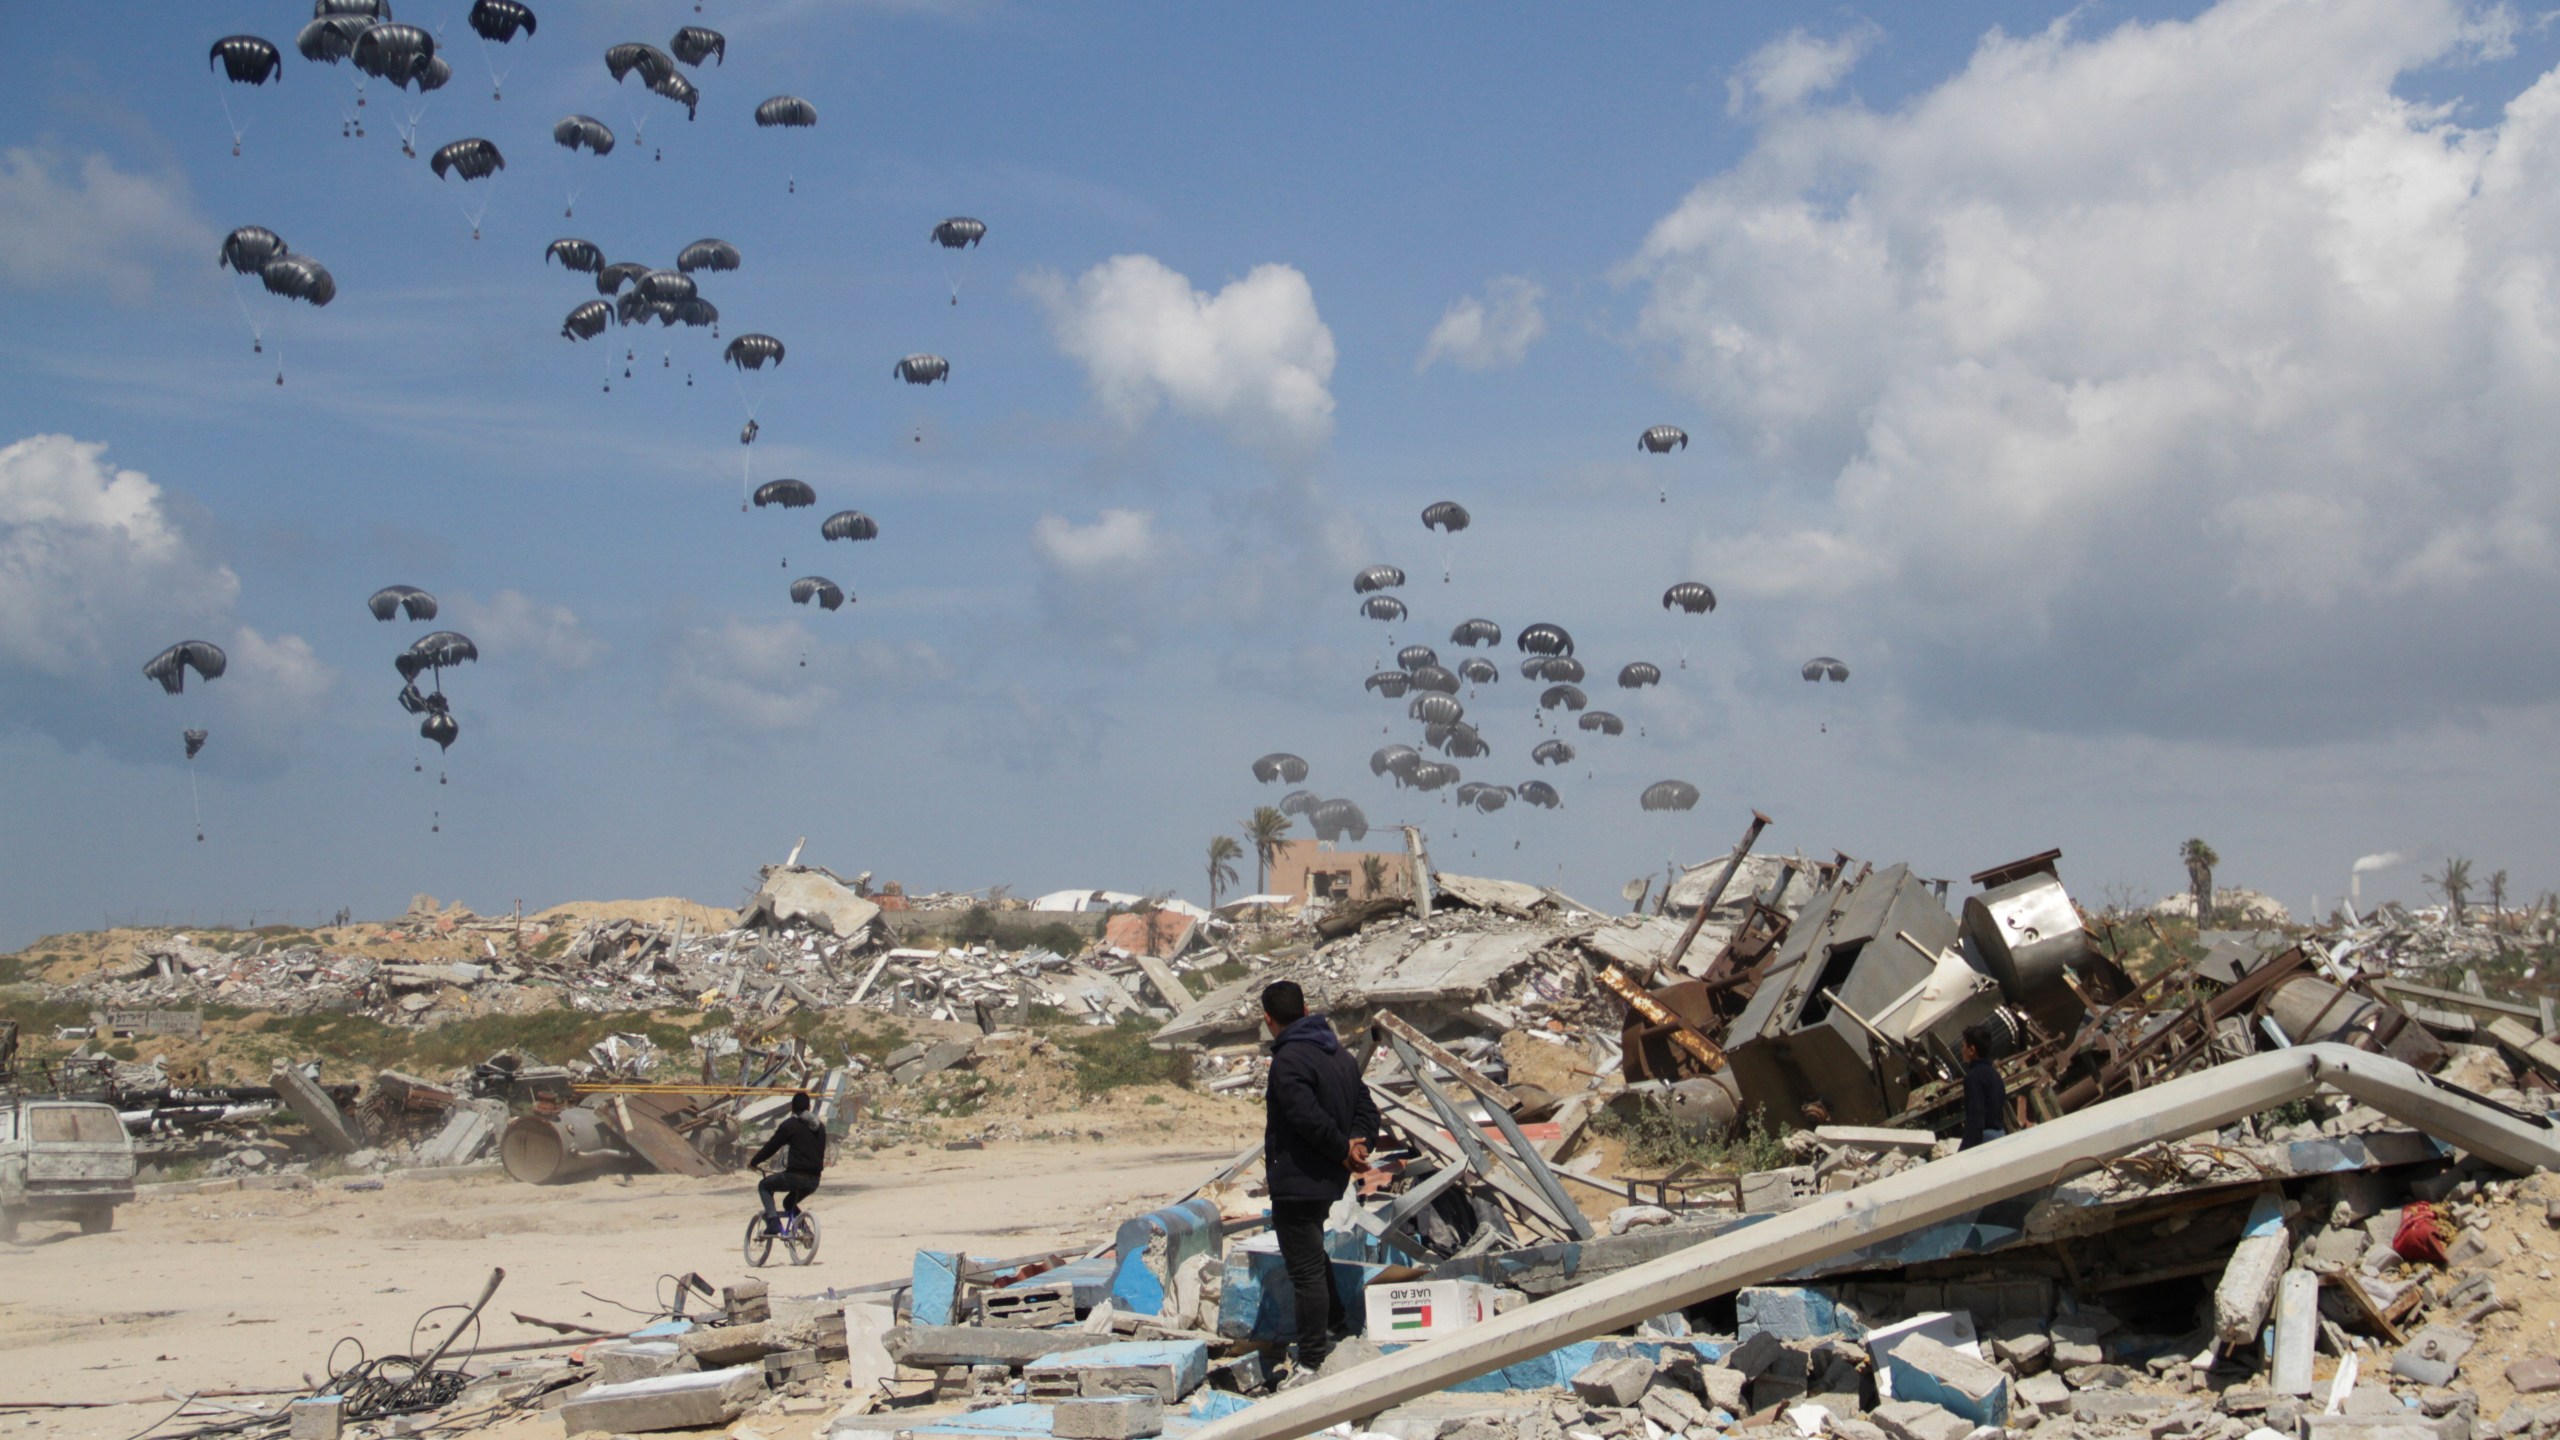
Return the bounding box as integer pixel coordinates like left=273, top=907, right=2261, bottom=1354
left=0, top=1096, right=137, bottom=1240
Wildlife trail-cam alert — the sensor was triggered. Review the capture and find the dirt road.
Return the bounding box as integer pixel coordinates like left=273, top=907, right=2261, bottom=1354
left=0, top=1139, right=1244, bottom=1437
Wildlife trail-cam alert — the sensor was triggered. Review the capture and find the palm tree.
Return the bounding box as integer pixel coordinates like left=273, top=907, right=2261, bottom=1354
left=1243, top=807, right=1293, bottom=895
left=1359, top=854, right=1389, bottom=898
left=2487, top=869, right=2509, bottom=920
left=1206, top=835, right=1242, bottom=910
left=2429, top=856, right=2473, bottom=924
left=2180, top=838, right=2219, bottom=923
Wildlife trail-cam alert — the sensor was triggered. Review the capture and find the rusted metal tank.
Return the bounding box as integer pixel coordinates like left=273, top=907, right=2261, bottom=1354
left=499, top=1107, right=627, bottom=1184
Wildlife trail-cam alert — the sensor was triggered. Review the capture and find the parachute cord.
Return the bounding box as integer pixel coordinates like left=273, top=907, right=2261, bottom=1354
left=188, top=763, right=204, bottom=841
left=477, top=38, right=514, bottom=99
left=226, top=277, right=267, bottom=351
left=216, top=90, right=246, bottom=149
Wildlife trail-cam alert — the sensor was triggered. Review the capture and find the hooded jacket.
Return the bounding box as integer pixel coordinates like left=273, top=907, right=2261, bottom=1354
left=1263, top=1014, right=1381, bottom=1203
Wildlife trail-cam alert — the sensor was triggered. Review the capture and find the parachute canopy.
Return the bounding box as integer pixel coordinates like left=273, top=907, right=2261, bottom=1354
left=789, top=576, right=845, bottom=611
left=893, top=354, right=949, bottom=385
left=1519, top=780, right=1561, bottom=809
left=1663, top=582, right=1717, bottom=614
left=352, top=24, right=438, bottom=89
left=754, top=479, right=816, bottom=510
left=1421, top=501, right=1470, bottom=533
left=670, top=26, right=725, bottom=66
left=1640, top=780, right=1700, bottom=812
left=211, top=35, right=284, bottom=84
left=725, top=333, right=785, bottom=369
left=1395, top=645, right=1438, bottom=673
left=546, top=237, right=604, bottom=273
left=677, top=238, right=740, bottom=273
left=298, top=16, right=369, bottom=64
left=184, top=729, right=209, bottom=760
left=605, top=42, right=675, bottom=86
left=1308, top=798, right=1367, bottom=843
left=260, top=254, right=336, bottom=306
left=407, top=631, right=479, bottom=669
left=596, top=260, right=648, bottom=295
left=1359, top=596, right=1407, bottom=623
left=1539, top=656, right=1587, bottom=685
left=820, top=510, right=878, bottom=542
left=1539, top=683, right=1588, bottom=712
left=1517, top=623, right=1573, bottom=656
left=1618, top=662, right=1662, bottom=689
left=367, top=585, right=438, bottom=621
left=561, top=300, right=611, bottom=339
left=649, top=71, right=698, bottom=117
left=1640, top=425, right=1689, bottom=454
left=1251, top=753, right=1309, bottom=785
left=421, top=711, right=459, bottom=751
left=144, top=640, right=228, bottom=695
left=1531, top=739, right=1575, bottom=766
left=468, top=0, right=536, bottom=42
left=220, top=226, right=289, bottom=274
left=755, top=95, right=818, bottom=127
left=1457, top=657, right=1498, bottom=685
left=430, top=137, right=504, bottom=181
left=1579, top=710, right=1625, bottom=736
left=553, top=114, right=615, bottom=155
left=1449, top=618, right=1500, bottom=648
left=1353, top=564, right=1405, bottom=594
left=1363, top=671, right=1410, bottom=699
left=636, top=268, right=695, bottom=303
left=1408, top=693, right=1464, bottom=726
left=1407, top=665, right=1459, bottom=695
left=1802, top=656, right=1850, bottom=682
left=1370, top=744, right=1420, bottom=779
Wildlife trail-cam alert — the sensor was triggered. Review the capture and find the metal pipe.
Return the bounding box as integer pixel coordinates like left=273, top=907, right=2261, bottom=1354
left=1657, top=810, right=1773, bottom=979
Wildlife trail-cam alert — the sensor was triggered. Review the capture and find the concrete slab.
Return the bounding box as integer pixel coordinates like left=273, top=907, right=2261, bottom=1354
left=2213, top=1193, right=2290, bottom=1348
left=1570, top=1355, right=1656, bottom=1408
left=1028, top=1340, right=1210, bottom=1402
left=558, top=1363, right=762, bottom=1435
left=1878, top=1335, right=2006, bottom=1427
left=1055, top=1396, right=1166, bottom=1439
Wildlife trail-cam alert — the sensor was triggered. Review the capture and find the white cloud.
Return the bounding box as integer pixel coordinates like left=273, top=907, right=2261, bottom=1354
left=1627, top=0, right=2560, bottom=740
left=444, top=590, right=608, bottom=691
left=1023, top=256, right=1337, bottom=460
left=1030, top=509, right=1175, bottom=653
left=1727, top=22, right=1881, bottom=114
left=661, top=617, right=834, bottom=734
left=1031, top=509, right=1163, bottom=579
left=0, top=148, right=212, bottom=305
left=1417, top=276, right=1548, bottom=373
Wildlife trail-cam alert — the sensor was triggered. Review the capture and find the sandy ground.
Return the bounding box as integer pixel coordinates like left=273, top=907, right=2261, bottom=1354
left=0, top=1139, right=1246, bottom=1439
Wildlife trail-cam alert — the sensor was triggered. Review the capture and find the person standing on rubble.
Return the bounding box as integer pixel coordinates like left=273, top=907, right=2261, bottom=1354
left=1261, top=980, right=1379, bottom=1377
left=749, top=1091, right=827, bottom=1236
left=1960, top=1024, right=2009, bottom=1149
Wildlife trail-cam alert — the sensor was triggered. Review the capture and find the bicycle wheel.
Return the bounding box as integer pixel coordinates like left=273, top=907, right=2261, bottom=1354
left=788, top=1211, right=820, bottom=1265
left=742, top=1214, right=775, bottom=1268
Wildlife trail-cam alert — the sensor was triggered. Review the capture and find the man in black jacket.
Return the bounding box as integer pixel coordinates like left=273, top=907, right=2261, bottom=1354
left=750, top=1091, right=827, bottom=1236
left=1261, top=980, right=1379, bottom=1374
left=1959, top=1024, right=2009, bottom=1150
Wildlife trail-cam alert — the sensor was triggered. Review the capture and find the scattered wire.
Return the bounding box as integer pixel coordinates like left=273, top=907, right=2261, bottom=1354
left=114, top=1391, right=198, bottom=1440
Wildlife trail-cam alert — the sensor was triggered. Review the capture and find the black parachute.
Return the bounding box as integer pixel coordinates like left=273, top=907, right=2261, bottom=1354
left=1802, top=656, right=1850, bottom=682
left=1663, top=582, right=1717, bottom=614
left=677, top=238, right=741, bottom=273
left=821, top=511, right=878, bottom=542
left=1640, top=780, right=1699, bottom=812
left=1578, top=711, right=1625, bottom=736
left=1640, top=425, right=1689, bottom=454
left=1421, top=501, right=1470, bottom=533
left=1407, top=665, right=1460, bottom=695
left=1353, top=564, right=1405, bottom=594
left=1519, top=780, right=1561, bottom=809
left=893, top=354, right=949, bottom=385
left=1539, top=683, right=1588, bottom=712
left=755, top=95, right=818, bottom=127
left=671, top=26, right=725, bottom=66
left=1252, top=753, right=1309, bottom=785
left=408, top=631, right=479, bottom=670
left=1363, top=671, right=1411, bottom=699
left=367, top=585, right=438, bottom=621
left=260, top=254, right=336, bottom=306
left=430, top=137, right=504, bottom=180
left=352, top=22, right=438, bottom=88
left=562, top=300, right=612, bottom=339
left=1408, top=693, right=1464, bottom=726
left=1449, top=618, right=1500, bottom=648
left=596, top=260, right=649, bottom=295
left=468, top=0, right=536, bottom=42
left=1532, top=739, right=1575, bottom=766
left=144, top=640, right=228, bottom=694
left=211, top=35, right=284, bottom=84
left=933, top=217, right=986, bottom=248
left=184, top=729, right=210, bottom=760
left=1539, top=656, right=1587, bottom=685
left=1370, top=744, right=1421, bottom=781
left=1516, top=623, right=1573, bottom=657
left=220, top=226, right=289, bottom=273
left=1619, top=662, right=1662, bottom=689
left=1308, top=799, right=1368, bottom=843
left=1428, top=722, right=1489, bottom=759
left=553, top=114, right=615, bottom=155
left=650, top=72, right=699, bottom=119
left=668, top=298, right=717, bottom=329
left=297, top=16, right=369, bottom=64
left=789, top=576, right=846, bottom=611
left=605, top=42, right=676, bottom=86
left=546, top=238, right=605, bottom=273
left=1519, top=656, right=1553, bottom=681
left=754, top=479, right=816, bottom=509
left=1396, top=645, right=1438, bottom=673
left=726, top=334, right=785, bottom=370
left=1359, top=596, right=1408, bottom=623
left=637, top=269, right=695, bottom=303
left=421, top=712, right=459, bottom=751
left=1458, top=657, right=1499, bottom=685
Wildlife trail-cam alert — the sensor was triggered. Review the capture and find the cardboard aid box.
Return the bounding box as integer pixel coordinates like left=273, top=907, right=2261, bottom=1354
left=1365, top=1280, right=1498, bottom=1342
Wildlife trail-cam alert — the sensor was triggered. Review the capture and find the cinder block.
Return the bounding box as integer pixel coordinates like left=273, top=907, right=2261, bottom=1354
left=1873, top=1399, right=1975, bottom=1440
left=1025, top=1340, right=1209, bottom=1402
left=2390, top=1327, right=2474, bottom=1388
left=1570, top=1355, right=1658, bottom=1409
left=2050, top=1323, right=2104, bottom=1369
left=1878, top=1334, right=2007, bottom=1427
left=2510, top=1355, right=2560, bottom=1395
left=2015, top=1372, right=2071, bottom=1410
left=558, top=1364, right=763, bottom=1435
left=1053, top=1395, right=1165, bottom=1440
left=1739, top=1286, right=1860, bottom=1343
left=288, top=1397, right=344, bottom=1440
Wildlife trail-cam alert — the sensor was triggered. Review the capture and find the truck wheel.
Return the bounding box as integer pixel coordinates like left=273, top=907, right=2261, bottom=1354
left=79, top=1208, right=112, bottom=1235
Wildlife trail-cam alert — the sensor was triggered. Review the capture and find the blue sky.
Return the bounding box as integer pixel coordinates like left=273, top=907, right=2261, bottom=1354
left=7, top=0, right=2560, bottom=947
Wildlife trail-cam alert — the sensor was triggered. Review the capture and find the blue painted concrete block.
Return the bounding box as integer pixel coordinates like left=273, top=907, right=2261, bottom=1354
left=1738, top=1285, right=1860, bottom=1342
left=912, top=1249, right=966, bottom=1327
left=1111, top=1198, right=1224, bottom=1317
left=1215, top=1243, right=1383, bottom=1342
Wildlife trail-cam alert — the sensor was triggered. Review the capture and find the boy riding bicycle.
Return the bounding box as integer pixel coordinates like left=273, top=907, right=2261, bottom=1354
left=750, top=1091, right=826, bottom=1237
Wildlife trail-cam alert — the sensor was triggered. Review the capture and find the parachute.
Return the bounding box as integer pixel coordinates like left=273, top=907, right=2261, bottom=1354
left=1516, top=623, right=1573, bottom=656
left=220, top=226, right=289, bottom=274
left=677, top=238, right=741, bottom=273
left=740, top=419, right=760, bottom=445
left=1370, top=744, right=1421, bottom=780
left=755, top=95, right=819, bottom=127
left=1457, top=657, right=1498, bottom=685
left=1395, top=645, right=1439, bottom=673
left=421, top=712, right=460, bottom=751
left=933, top=217, right=986, bottom=248
left=1421, top=501, right=1470, bottom=532
left=1640, top=425, right=1688, bottom=454
left=1251, top=753, right=1309, bottom=785
left=1407, top=665, right=1460, bottom=695
left=407, top=631, right=479, bottom=670
left=1359, top=596, right=1407, bottom=623
left=1531, top=739, right=1575, bottom=766
left=596, top=261, right=649, bottom=295
left=1363, top=671, right=1411, bottom=699
left=297, top=16, right=369, bottom=65
left=1539, top=683, right=1587, bottom=712
left=1518, top=780, right=1561, bottom=809
left=789, top=576, right=845, bottom=611
left=893, top=354, right=950, bottom=385
left=637, top=269, right=695, bottom=303
left=1663, top=582, right=1717, bottom=614
left=1539, top=656, right=1586, bottom=685
left=726, top=334, right=785, bottom=370
left=1802, top=656, right=1850, bottom=682
left=1278, top=789, right=1318, bottom=818
left=1411, top=761, right=1459, bottom=793
left=351, top=23, right=437, bottom=89
left=1408, top=693, right=1464, bottom=727
left=553, top=114, right=614, bottom=155
left=1578, top=710, right=1624, bottom=736
left=616, top=290, right=669, bottom=327
left=546, top=237, right=605, bottom=273
left=467, top=0, right=535, bottom=42
left=144, top=640, right=229, bottom=694
left=755, top=479, right=816, bottom=509
left=397, top=682, right=431, bottom=715
left=210, top=35, right=283, bottom=84
left=668, top=298, right=717, bottom=329
left=1618, top=662, right=1662, bottom=689
left=367, top=585, right=438, bottom=621
left=1464, top=784, right=1512, bottom=814
left=670, top=26, right=725, bottom=66
left=1353, top=564, right=1405, bottom=594
left=650, top=71, right=700, bottom=119
left=1640, top=780, right=1699, bottom=812
left=605, top=43, right=676, bottom=86
left=1308, top=799, right=1368, bottom=843
left=1428, top=723, right=1490, bottom=759
left=430, top=137, right=504, bottom=180
left=316, top=1, right=393, bottom=19
left=1449, top=618, right=1501, bottom=648
left=820, top=511, right=878, bottom=542
left=260, top=254, right=336, bottom=306
left=184, top=729, right=209, bottom=760
left=1519, top=656, right=1552, bottom=681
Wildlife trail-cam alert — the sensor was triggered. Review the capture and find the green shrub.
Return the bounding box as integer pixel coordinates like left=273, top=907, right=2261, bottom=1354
left=1053, top=1016, right=1191, bottom=1096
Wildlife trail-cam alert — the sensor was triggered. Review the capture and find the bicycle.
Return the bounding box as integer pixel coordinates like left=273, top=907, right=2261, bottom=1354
left=743, top=1205, right=821, bottom=1268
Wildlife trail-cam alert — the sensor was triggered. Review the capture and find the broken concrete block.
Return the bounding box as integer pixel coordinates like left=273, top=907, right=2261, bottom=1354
left=1743, top=1166, right=1819, bottom=1214
left=1867, top=1312, right=1981, bottom=1376
left=1697, top=1365, right=1750, bottom=1413
left=2068, top=1392, right=2175, bottom=1422
left=762, top=1346, right=824, bottom=1387
left=1740, top=1286, right=1860, bottom=1343
left=1571, top=1355, right=1658, bottom=1409
left=1878, top=1335, right=2006, bottom=1427
left=1815, top=1125, right=1938, bottom=1156
left=842, top=1301, right=897, bottom=1399
left=2015, top=1372, right=2071, bottom=1411
left=269, top=1060, right=363, bottom=1155
left=2050, top=1324, right=2103, bottom=1370
left=677, top=1316, right=809, bottom=1368
left=1054, top=1395, right=1166, bottom=1439
left=586, top=1341, right=699, bottom=1387
left=1641, top=1387, right=1714, bottom=1435
left=1987, top=1320, right=2049, bottom=1375
left=2272, top=1269, right=2321, bottom=1398
left=2302, top=1416, right=2464, bottom=1440
left=2447, top=1232, right=2504, bottom=1267
left=288, top=1397, right=345, bottom=1440
left=2392, top=1328, right=2476, bottom=1388
left=1025, top=1340, right=1209, bottom=1402
left=2066, top=1363, right=2137, bottom=1389
left=558, top=1364, right=763, bottom=1435
left=2215, top=1194, right=2292, bottom=1348
left=1872, top=1399, right=1975, bottom=1440
left=2509, top=1356, right=2560, bottom=1396
left=1208, top=1352, right=1267, bottom=1396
